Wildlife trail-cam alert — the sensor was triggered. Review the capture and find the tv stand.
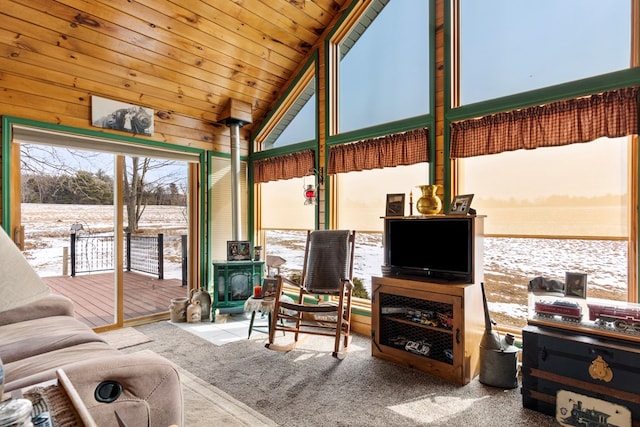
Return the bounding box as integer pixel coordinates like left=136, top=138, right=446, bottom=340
left=371, top=276, right=485, bottom=384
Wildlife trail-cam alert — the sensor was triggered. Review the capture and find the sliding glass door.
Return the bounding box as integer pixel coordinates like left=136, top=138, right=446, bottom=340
left=6, top=120, right=201, bottom=330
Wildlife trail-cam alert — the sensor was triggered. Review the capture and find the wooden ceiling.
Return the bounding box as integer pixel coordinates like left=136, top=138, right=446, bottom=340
left=1, top=0, right=350, bottom=145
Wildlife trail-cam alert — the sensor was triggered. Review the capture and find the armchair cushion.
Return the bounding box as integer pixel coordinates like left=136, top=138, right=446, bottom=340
left=0, top=227, right=50, bottom=312
left=0, top=315, right=106, bottom=364
left=0, top=294, right=74, bottom=327
left=3, top=342, right=120, bottom=392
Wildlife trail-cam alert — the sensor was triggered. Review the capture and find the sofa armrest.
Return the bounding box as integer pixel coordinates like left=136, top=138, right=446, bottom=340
left=60, top=350, right=183, bottom=427
left=0, top=294, right=74, bottom=326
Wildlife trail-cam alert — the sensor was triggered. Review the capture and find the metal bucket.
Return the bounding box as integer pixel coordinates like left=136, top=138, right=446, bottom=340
left=478, top=282, right=520, bottom=388
left=479, top=333, right=520, bottom=389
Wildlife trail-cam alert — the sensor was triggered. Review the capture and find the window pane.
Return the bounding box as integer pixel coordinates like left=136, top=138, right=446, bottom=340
left=260, top=178, right=315, bottom=229
left=259, top=178, right=315, bottom=282
left=334, top=163, right=430, bottom=297
left=459, top=138, right=628, bottom=237
left=262, top=80, right=316, bottom=150
left=459, top=0, right=631, bottom=105
left=338, top=0, right=429, bottom=132
left=458, top=137, right=629, bottom=329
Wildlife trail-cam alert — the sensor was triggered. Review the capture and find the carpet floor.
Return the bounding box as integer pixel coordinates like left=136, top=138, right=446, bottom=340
left=115, top=321, right=560, bottom=427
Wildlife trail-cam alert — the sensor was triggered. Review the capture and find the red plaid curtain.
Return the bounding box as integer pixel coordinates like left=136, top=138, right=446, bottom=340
left=450, top=87, right=639, bottom=158
left=253, top=150, right=315, bottom=183
left=328, top=127, right=429, bottom=174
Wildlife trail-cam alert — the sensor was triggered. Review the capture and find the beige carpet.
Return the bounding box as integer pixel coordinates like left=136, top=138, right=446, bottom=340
left=131, top=321, right=561, bottom=427
left=99, top=328, right=277, bottom=426
left=99, top=327, right=153, bottom=349
left=178, top=363, right=277, bottom=426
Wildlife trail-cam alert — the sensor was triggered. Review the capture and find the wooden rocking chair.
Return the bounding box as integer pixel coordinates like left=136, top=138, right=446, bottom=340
left=265, top=229, right=356, bottom=359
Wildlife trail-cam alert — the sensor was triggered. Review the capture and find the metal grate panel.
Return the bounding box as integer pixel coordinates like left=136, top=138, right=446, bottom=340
left=379, top=292, right=454, bottom=365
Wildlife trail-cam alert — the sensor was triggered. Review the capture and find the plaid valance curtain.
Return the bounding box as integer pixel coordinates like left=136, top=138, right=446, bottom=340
left=328, top=127, right=429, bottom=174
left=450, top=86, right=639, bottom=158
left=253, top=149, right=315, bottom=183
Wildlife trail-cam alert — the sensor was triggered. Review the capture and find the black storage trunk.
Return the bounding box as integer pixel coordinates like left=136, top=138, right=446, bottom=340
left=521, top=324, right=640, bottom=426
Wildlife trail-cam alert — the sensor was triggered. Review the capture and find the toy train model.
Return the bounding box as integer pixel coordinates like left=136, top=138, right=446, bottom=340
left=534, top=300, right=640, bottom=332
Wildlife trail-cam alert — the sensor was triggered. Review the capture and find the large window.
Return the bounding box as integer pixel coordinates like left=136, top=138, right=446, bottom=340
left=336, top=0, right=429, bottom=133
left=459, top=136, right=630, bottom=329
left=459, top=0, right=631, bottom=105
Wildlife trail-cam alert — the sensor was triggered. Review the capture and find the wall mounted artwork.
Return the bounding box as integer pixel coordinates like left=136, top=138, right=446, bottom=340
left=91, top=96, right=154, bottom=136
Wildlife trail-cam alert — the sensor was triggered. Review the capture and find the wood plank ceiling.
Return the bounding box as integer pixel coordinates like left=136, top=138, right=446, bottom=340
left=1, top=0, right=349, bottom=147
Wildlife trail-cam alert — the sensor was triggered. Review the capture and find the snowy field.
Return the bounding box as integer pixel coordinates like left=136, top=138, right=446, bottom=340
left=21, top=204, right=627, bottom=329
left=266, top=231, right=628, bottom=329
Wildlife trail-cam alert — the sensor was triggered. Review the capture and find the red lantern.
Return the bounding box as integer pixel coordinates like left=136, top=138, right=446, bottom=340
left=304, top=184, right=316, bottom=205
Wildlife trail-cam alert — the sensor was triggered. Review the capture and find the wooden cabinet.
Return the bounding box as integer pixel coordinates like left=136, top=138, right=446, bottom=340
left=522, top=323, right=640, bottom=424
left=371, top=276, right=484, bottom=385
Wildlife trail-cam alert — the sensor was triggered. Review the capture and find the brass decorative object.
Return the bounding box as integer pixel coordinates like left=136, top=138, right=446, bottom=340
left=588, top=355, right=613, bottom=382
left=415, top=184, right=442, bottom=215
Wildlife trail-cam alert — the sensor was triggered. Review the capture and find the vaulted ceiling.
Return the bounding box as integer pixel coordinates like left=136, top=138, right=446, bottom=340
left=2, top=0, right=351, bottom=144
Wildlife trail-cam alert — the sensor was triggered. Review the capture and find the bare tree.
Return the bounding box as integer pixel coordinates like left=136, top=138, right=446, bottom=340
left=123, top=156, right=186, bottom=232
left=20, top=144, right=101, bottom=176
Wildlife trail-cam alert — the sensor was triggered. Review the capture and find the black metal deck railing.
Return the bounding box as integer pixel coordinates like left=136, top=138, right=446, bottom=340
left=69, top=233, right=182, bottom=280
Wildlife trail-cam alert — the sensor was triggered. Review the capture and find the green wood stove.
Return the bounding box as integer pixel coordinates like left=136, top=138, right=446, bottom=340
left=210, top=260, right=264, bottom=321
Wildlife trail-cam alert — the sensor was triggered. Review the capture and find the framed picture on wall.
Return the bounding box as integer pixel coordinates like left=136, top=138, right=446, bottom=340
left=385, top=193, right=405, bottom=217
left=227, top=241, right=251, bottom=261
left=91, top=96, right=154, bottom=136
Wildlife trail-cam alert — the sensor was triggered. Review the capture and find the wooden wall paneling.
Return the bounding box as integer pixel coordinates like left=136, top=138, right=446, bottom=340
left=0, top=68, right=222, bottom=149
left=58, top=0, right=291, bottom=96
left=6, top=0, right=268, bottom=124
left=0, top=17, right=222, bottom=118
left=254, top=0, right=340, bottom=35
left=160, top=0, right=320, bottom=56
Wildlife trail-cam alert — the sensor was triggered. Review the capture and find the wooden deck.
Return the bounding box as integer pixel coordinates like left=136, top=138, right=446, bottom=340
left=43, top=272, right=188, bottom=329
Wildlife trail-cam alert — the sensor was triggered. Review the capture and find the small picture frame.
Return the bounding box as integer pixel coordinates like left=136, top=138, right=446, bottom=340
left=227, top=240, right=251, bottom=261
left=447, top=194, right=474, bottom=215
left=386, top=193, right=405, bottom=217
left=565, top=272, right=587, bottom=299
left=262, top=277, right=278, bottom=299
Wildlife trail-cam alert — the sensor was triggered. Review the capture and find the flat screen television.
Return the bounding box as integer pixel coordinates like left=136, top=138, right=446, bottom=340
left=383, top=217, right=473, bottom=283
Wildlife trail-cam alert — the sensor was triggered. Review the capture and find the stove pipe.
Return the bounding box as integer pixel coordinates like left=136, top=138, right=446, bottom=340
left=226, top=120, right=242, bottom=241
